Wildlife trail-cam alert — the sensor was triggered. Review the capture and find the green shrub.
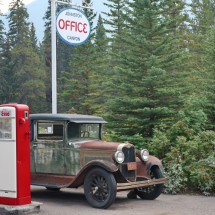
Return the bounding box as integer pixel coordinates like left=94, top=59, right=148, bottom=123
left=147, top=126, right=171, bottom=158
left=163, top=156, right=187, bottom=194
left=149, top=125, right=215, bottom=195
left=189, top=156, right=215, bottom=196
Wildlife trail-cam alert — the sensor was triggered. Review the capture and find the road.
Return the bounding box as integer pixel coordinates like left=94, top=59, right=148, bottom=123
left=31, top=186, right=215, bottom=215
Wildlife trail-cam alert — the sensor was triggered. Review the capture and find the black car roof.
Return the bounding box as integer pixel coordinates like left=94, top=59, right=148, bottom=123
left=30, top=113, right=106, bottom=124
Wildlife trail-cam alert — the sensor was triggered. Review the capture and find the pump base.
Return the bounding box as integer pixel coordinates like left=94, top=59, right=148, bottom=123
left=0, top=196, right=31, bottom=206
left=0, top=201, right=42, bottom=215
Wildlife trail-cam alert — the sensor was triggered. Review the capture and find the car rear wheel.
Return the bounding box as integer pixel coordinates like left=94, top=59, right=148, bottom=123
left=84, top=168, right=117, bottom=209
left=136, top=166, right=164, bottom=200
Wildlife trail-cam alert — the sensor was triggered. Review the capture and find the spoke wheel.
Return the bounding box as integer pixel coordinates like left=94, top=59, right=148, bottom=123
left=136, top=166, right=164, bottom=200
left=84, top=168, right=116, bottom=209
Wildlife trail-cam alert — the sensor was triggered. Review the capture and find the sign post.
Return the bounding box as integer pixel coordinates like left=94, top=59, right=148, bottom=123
left=51, top=0, right=57, bottom=114
left=51, top=0, right=92, bottom=114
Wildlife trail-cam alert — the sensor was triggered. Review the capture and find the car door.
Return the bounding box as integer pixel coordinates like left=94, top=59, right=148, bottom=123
left=32, top=120, right=65, bottom=174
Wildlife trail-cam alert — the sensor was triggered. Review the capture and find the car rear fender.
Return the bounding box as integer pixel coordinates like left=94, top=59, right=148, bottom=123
left=68, top=160, right=118, bottom=188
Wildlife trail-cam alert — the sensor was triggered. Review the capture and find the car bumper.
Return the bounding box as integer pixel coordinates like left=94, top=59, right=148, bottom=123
left=117, top=178, right=168, bottom=191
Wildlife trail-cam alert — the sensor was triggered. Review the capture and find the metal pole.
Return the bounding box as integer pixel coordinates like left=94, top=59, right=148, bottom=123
left=50, top=0, right=93, bottom=114
left=51, top=0, right=57, bottom=114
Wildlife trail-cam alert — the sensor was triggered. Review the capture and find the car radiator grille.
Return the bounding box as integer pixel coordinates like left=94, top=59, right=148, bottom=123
left=120, top=146, right=136, bottom=180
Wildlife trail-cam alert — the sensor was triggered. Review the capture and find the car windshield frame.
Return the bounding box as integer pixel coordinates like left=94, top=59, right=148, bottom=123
left=67, top=122, right=101, bottom=142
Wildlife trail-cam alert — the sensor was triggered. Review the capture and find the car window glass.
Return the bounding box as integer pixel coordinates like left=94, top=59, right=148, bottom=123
left=36, top=121, right=64, bottom=141
left=68, top=123, right=100, bottom=140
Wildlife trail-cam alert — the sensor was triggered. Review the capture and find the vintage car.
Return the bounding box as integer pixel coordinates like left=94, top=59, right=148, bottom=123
left=30, top=113, right=167, bottom=209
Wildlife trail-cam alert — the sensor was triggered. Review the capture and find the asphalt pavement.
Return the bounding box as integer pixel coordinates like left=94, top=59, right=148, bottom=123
left=30, top=186, right=215, bottom=215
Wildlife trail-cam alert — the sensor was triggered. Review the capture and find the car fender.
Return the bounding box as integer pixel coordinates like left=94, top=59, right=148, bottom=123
left=67, top=160, right=118, bottom=188
left=136, top=155, right=163, bottom=178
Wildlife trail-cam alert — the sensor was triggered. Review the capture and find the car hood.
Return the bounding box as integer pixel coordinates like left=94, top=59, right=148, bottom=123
left=77, top=140, right=133, bottom=151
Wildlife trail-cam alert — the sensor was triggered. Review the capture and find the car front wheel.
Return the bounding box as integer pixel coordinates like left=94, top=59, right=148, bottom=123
left=136, top=166, right=164, bottom=200
left=84, top=167, right=117, bottom=209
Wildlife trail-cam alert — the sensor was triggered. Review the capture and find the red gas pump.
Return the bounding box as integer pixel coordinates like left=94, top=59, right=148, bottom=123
left=0, top=104, right=31, bottom=205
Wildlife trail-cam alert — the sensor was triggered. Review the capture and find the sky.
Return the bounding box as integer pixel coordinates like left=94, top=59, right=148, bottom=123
left=0, top=0, right=36, bottom=14
left=0, top=0, right=107, bottom=41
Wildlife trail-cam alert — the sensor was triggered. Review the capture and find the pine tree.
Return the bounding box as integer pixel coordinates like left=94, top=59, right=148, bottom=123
left=89, top=14, right=109, bottom=115
left=7, top=0, right=46, bottom=112
left=101, top=0, right=129, bottom=117
left=0, top=16, right=4, bottom=64
left=103, top=0, right=127, bottom=41
left=42, top=0, right=52, bottom=111
left=0, top=2, right=4, bottom=94
left=204, top=27, right=215, bottom=130
left=102, top=0, right=127, bottom=70
left=188, top=0, right=215, bottom=74
left=187, top=0, right=215, bottom=130
left=106, top=0, right=187, bottom=142
left=60, top=0, right=97, bottom=114
left=0, top=16, right=6, bottom=103
left=30, top=23, right=39, bottom=52
left=8, top=0, right=30, bottom=46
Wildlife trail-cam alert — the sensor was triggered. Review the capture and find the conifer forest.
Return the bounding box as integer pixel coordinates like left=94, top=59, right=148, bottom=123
left=0, top=0, right=214, bottom=195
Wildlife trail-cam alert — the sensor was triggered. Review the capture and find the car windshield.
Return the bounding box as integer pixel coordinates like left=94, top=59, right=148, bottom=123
left=67, top=123, right=100, bottom=141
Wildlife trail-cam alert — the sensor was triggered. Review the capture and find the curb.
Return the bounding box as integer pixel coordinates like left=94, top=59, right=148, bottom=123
left=0, top=201, right=42, bottom=215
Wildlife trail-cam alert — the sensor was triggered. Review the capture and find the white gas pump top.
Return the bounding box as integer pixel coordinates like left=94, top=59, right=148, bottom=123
left=0, top=107, right=16, bottom=141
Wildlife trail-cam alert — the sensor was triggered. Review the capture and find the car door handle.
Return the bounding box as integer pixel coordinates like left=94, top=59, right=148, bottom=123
left=33, top=144, right=37, bottom=148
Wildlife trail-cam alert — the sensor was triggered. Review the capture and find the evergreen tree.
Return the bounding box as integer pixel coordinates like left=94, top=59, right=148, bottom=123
left=102, top=0, right=129, bottom=117
left=42, top=0, right=52, bottom=111
left=0, top=1, right=4, bottom=96
left=203, top=27, right=215, bottom=130
left=102, top=0, right=127, bottom=72
left=106, top=0, right=187, bottom=142
left=7, top=0, right=46, bottom=112
left=89, top=14, right=109, bottom=115
left=0, top=16, right=4, bottom=64
left=0, top=37, right=15, bottom=103
left=8, top=0, right=30, bottom=46
left=103, top=0, right=127, bottom=41
left=188, top=0, right=215, bottom=75
left=30, top=23, right=39, bottom=52
left=60, top=0, right=97, bottom=114
left=0, top=16, right=6, bottom=103
left=190, top=0, right=215, bottom=34
left=187, top=0, right=215, bottom=130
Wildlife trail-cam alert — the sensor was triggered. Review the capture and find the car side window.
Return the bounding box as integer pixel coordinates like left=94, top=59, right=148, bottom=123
left=67, top=122, right=100, bottom=140
left=36, top=121, right=64, bottom=141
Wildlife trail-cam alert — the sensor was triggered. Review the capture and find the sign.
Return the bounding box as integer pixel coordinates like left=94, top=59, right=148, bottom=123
left=0, top=109, right=12, bottom=117
left=56, top=7, right=91, bottom=46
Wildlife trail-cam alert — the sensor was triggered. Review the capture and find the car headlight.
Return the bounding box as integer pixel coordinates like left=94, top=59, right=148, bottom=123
left=114, top=151, right=125, bottom=164
left=140, top=149, right=149, bottom=161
